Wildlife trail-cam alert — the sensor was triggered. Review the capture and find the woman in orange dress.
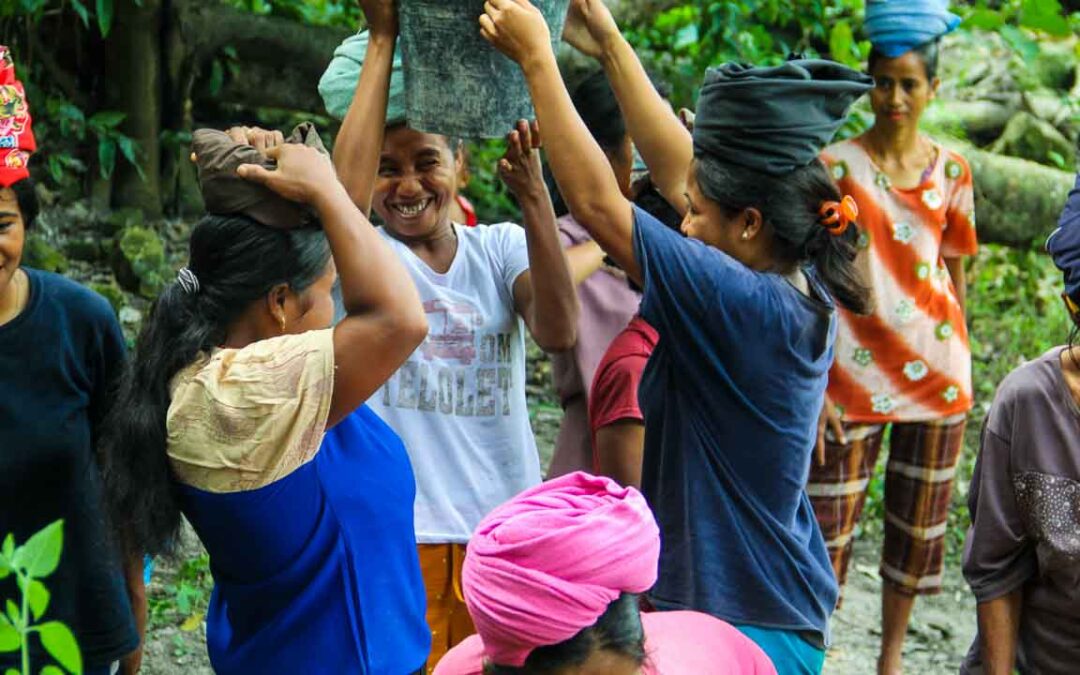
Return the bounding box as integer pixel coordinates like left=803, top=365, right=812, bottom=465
left=808, top=3, right=977, bottom=672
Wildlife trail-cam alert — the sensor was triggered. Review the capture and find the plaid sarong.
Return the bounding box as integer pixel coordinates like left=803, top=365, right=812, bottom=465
left=807, top=418, right=967, bottom=598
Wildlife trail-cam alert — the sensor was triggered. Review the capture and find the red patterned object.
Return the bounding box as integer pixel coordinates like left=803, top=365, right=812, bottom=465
left=0, top=45, right=35, bottom=188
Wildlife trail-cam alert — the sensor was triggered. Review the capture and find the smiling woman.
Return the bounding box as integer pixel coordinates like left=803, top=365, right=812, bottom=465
left=326, top=2, right=579, bottom=669
left=375, top=126, right=461, bottom=241
left=0, top=45, right=144, bottom=675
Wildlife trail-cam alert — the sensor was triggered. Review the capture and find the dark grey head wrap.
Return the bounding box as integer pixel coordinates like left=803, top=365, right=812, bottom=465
left=692, top=59, right=873, bottom=176
left=192, top=122, right=328, bottom=230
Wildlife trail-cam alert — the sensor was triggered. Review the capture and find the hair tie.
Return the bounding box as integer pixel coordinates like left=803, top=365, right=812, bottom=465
left=177, top=267, right=200, bottom=295
left=819, top=195, right=859, bottom=236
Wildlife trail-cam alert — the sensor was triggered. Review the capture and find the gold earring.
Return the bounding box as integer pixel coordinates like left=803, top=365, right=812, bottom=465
left=741, top=231, right=750, bottom=240
left=278, top=315, right=286, bottom=333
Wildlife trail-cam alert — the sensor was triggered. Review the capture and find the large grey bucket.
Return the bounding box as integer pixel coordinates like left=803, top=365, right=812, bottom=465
left=399, top=0, right=570, bottom=139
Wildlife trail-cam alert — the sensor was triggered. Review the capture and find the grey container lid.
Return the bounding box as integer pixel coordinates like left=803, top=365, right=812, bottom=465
left=399, top=0, right=570, bottom=139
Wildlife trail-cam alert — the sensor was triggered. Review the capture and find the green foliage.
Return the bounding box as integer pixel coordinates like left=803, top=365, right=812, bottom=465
left=619, top=1, right=1077, bottom=108
left=224, top=0, right=360, bottom=28
left=116, top=225, right=169, bottom=298
left=148, top=553, right=211, bottom=636
left=0, top=521, right=82, bottom=675
left=87, top=280, right=126, bottom=315
left=21, top=237, right=68, bottom=275
left=2, top=0, right=143, bottom=196
left=461, top=140, right=518, bottom=225
left=622, top=0, right=866, bottom=105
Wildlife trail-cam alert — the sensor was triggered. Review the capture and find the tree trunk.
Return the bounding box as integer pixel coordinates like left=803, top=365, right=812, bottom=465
left=923, top=98, right=1020, bottom=144
left=104, top=0, right=164, bottom=216
left=186, top=3, right=350, bottom=117
left=949, top=140, right=1077, bottom=247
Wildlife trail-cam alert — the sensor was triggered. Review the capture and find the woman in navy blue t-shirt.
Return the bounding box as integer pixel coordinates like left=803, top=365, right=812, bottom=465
left=0, top=48, right=142, bottom=674
left=482, top=1, right=874, bottom=672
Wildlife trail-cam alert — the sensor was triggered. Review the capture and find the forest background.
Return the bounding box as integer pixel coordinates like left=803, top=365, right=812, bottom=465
left=1, top=0, right=1078, bottom=672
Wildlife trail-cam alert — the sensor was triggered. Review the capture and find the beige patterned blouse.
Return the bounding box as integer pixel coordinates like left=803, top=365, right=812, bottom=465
left=166, top=329, right=335, bottom=493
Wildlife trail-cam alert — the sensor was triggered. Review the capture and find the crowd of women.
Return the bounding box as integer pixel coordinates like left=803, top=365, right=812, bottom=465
left=2, top=0, right=1078, bottom=673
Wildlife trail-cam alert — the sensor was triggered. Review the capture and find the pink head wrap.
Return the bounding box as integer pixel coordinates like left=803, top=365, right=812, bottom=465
left=462, top=471, right=660, bottom=668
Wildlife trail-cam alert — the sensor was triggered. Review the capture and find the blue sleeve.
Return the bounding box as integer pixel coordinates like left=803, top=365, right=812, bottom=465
left=631, top=204, right=764, bottom=348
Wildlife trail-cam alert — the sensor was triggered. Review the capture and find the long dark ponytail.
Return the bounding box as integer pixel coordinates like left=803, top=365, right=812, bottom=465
left=98, top=214, right=331, bottom=556
left=694, top=155, right=872, bottom=315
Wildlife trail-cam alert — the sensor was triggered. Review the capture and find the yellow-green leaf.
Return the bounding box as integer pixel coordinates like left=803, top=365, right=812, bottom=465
left=0, top=618, right=18, bottom=652
left=20, top=520, right=64, bottom=578
left=28, top=580, right=50, bottom=621
left=829, top=20, right=857, bottom=67
left=180, top=612, right=204, bottom=632
left=41, top=666, right=65, bottom=675
left=37, top=622, right=82, bottom=675
left=4, top=601, right=18, bottom=627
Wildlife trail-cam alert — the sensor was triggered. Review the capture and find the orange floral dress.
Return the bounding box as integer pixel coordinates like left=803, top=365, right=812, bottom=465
left=821, top=138, right=978, bottom=423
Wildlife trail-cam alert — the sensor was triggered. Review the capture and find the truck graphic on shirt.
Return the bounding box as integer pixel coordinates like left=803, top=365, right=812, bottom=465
left=420, top=299, right=483, bottom=365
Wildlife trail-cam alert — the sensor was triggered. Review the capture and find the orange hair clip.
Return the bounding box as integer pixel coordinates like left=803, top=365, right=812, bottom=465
left=819, top=195, right=859, bottom=236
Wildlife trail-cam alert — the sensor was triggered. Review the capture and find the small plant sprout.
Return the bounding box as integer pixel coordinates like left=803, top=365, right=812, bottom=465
left=0, top=520, right=83, bottom=675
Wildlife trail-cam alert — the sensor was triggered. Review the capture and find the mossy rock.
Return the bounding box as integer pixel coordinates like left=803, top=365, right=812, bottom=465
left=64, top=236, right=106, bottom=263
left=112, top=225, right=170, bottom=299
left=22, top=236, right=69, bottom=274
left=102, top=207, right=145, bottom=236
left=1030, top=40, right=1078, bottom=91
left=87, top=279, right=127, bottom=315
left=989, top=112, right=1076, bottom=171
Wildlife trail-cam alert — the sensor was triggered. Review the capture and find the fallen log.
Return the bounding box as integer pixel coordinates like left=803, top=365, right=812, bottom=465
left=184, top=2, right=351, bottom=116
left=945, top=139, right=1076, bottom=247
left=923, top=99, right=1019, bottom=143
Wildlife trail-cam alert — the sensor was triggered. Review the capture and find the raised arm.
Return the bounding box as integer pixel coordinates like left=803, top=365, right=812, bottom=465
left=481, top=0, right=639, bottom=282
left=500, top=120, right=580, bottom=351
left=562, top=0, right=693, bottom=214
left=240, top=144, right=427, bottom=427
left=332, top=0, right=398, bottom=214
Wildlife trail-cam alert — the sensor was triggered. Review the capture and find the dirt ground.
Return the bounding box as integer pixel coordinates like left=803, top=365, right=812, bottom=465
left=823, top=540, right=976, bottom=674
left=141, top=399, right=978, bottom=675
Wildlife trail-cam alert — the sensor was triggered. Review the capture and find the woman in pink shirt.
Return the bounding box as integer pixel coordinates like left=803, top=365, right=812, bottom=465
left=434, top=472, right=776, bottom=674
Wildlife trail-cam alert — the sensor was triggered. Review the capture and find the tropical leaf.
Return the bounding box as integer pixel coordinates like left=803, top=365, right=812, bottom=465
left=0, top=617, right=19, bottom=653
left=69, top=0, right=90, bottom=27
left=99, top=139, right=117, bottom=180
left=38, top=622, right=82, bottom=675
left=96, top=0, right=114, bottom=37
left=88, top=111, right=126, bottom=131
left=19, top=520, right=63, bottom=578
left=27, top=579, right=50, bottom=621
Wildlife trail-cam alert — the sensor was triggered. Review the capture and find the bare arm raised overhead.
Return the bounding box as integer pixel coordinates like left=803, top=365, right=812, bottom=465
left=499, top=119, right=580, bottom=351
left=481, top=0, right=640, bottom=283
left=332, top=0, right=399, bottom=214
left=240, top=143, right=427, bottom=427
left=562, top=0, right=693, bottom=215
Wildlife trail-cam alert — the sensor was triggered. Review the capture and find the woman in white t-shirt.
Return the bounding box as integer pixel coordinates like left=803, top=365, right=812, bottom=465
left=331, top=1, right=579, bottom=668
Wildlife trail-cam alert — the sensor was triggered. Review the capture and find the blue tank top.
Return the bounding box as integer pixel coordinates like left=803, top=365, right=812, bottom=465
left=179, top=406, right=430, bottom=674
